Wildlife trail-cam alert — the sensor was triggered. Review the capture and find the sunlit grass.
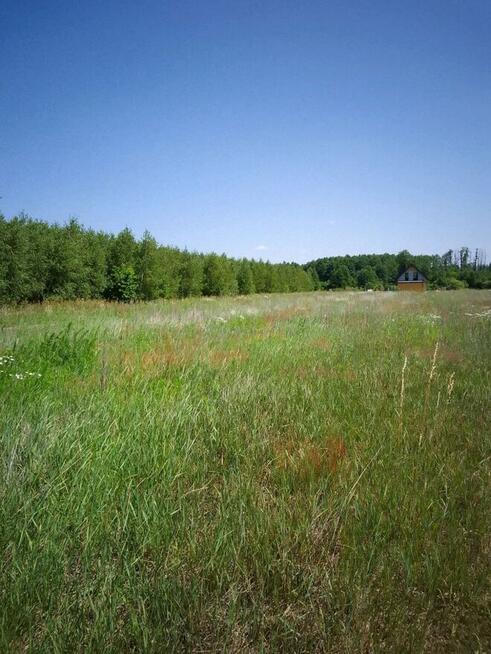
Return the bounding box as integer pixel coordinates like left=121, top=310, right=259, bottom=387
left=1, top=290, right=490, bottom=652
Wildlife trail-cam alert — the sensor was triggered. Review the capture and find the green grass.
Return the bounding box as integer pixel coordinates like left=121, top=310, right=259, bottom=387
left=1, top=290, right=490, bottom=652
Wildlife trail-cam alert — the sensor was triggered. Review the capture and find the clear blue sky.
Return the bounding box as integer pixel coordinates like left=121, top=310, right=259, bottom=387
left=1, top=0, right=490, bottom=263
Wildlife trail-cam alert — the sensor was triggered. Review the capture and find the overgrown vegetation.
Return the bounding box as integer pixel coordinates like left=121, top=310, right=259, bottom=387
left=1, top=214, right=489, bottom=304
left=1, top=290, right=490, bottom=651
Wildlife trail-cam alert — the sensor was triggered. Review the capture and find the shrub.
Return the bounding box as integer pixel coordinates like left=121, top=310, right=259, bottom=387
left=446, top=277, right=468, bottom=290
left=108, top=265, right=138, bottom=302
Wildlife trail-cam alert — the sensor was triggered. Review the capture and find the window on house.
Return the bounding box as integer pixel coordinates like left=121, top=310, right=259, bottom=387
left=405, top=272, right=409, bottom=281
left=413, top=271, right=418, bottom=281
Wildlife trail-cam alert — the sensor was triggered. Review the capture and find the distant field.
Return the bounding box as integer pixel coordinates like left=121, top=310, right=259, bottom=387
left=1, top=290, right=490, bottom=652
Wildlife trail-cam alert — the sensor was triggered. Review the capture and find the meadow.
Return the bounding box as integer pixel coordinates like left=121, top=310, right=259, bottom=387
left=1, top=290, right=490, bottom=652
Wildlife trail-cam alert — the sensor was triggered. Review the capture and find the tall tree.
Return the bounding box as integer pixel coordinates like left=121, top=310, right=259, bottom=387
left=2, top=216, right=32, bottom=302
left=203, top=254, right=237, bottom=296
left=179, top=252, right=204, bottom=297
left=108, top=228, right=137, bottom=273
left=110, top=266, right=138, bottom=302
left=357, top=266, right=380, bottom=290
left=48, top=219, right=90, bottom=299
left=330, top=264, right=353, bottom=289
left=85, top=230, right=109, bottom=298
left=237, top=259, right=255, bottom=295
left=137, top=231, right=160, bottom=300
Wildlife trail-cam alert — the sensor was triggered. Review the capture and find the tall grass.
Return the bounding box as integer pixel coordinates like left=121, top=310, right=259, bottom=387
left=1, top=290, right=490, bottom=652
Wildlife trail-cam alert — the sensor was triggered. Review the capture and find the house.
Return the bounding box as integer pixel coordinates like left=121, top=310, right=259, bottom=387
left=397, top=265, right=427, bottom=292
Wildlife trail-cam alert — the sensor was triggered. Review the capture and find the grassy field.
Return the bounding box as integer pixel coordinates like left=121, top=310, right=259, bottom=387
left=1, top=290, right=490, bottom=652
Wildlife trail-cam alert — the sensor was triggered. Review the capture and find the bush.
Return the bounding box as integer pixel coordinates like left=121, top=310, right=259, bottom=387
left=446, top=277, right=468, bottom=290
left=108, top=266, right=138, bottom=302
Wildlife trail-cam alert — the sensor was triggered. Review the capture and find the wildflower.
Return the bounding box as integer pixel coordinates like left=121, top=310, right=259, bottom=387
left=419, top=314, right=442, bottom=324
left=465, top=308, right=491, bottom=318
left=7, top=370, right=41, bottom=380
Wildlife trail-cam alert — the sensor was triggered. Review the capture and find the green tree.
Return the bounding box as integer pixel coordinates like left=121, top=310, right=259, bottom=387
left=203, top=254, right=237, bottom=296
left=106, top=228, right=138, bottom=298
left=48, top=219, right=92, bottom=299
left=137, top=231, right=160, bottom=300
left=330, top=264, right=353, bottom=289
left=251, top=261, right=269, bottom=293
left=110, top=265, right=138, bottom=301
left=108, top=228, right=137, bottom=273
left=396, top=250, right=412, bottom=277
left=307, top=266, right=321, bottom=290
left=0, top=216, right=8, bottom=302
left=179, top=252, right=204, bottom=297
left=357, top=266, right=380, bottom=289
left=2, top=216, right=32, bottom=302
left=84, top=230, right=108, bottom=298
left=158, top=247, right=182, bottom=298
left=237, top=259, right=255, bottom=295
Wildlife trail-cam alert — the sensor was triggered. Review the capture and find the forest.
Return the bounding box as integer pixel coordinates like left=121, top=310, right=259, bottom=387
left=1, top=214, right=490, bottom=304
left=306, top=247, right=491, bottom=291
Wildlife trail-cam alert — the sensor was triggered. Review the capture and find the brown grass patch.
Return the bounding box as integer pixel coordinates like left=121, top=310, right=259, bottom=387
left=264, top=307, right=307, bottom=325
left=120, top=339, right=251, bottom=375
left=207, top=349, right=249, bottom=367
left=311, top=336, right=331, bottom=351
left=120, top=337, right=203, bottom=374
left=275, top=436, right=347, bottom=480
left=412, top=345, right=464, bottom=365
left=309, top=362, right=358, bottom=383
left=294, top=365, right=311, bottom=379
left=141, top=349, right=183, bottom=368
left=341, top=368, right=358, bottom=382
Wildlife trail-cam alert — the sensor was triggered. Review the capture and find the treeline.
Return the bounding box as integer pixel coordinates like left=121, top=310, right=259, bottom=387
left=0, top=215, right=315, bottom=304
left=305, top=248, right=491, bottom=291
left=1, top=215, right=489, bottom=304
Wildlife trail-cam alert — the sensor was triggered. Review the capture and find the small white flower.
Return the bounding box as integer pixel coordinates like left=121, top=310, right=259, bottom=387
left=419, top=314, right=442, bottom=324
left=465, top=308, right=491, bottom=318
left=6, top=369, right=41, bottom=380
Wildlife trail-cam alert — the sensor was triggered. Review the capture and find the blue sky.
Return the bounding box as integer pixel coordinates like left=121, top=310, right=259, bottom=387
left=1, top=0, right=490, bottom=262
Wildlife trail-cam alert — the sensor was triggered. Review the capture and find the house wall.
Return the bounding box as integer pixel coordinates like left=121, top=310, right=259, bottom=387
left=397, top=281, right=426, bottom=292
left=397, top=266, right=425, bottom=283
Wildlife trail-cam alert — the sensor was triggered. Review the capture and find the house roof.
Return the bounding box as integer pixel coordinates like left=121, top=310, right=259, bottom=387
left=397, top=265, right=427, bottom=282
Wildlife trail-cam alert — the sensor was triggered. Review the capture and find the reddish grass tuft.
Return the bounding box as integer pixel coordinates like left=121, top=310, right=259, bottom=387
left=275, top=436, right=347, bottom=480
left=208, top=349, right=249, bottom=367
left=311, top=336, right=331, bottom=351
left=264, top=307, right=307, bottom=325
